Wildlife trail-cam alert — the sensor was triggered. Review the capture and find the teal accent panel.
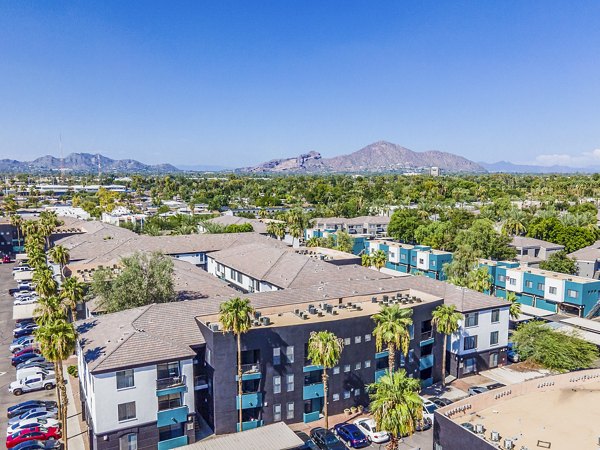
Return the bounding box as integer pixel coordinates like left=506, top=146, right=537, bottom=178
left=303, top=411, right=321, bottom=423
left=420, top=337, right=434, bottom=347
left=236, top=372, right=262, bottom=381
left=535, top=298, right=557, bottom=313
left=375, top=369, right=387, bottom=382
left=518, top=294, right=534, bottom=307
left=303, top=383, right=324, bottom=400
left=157, top=436, right=188, bottom=450
left=156, top=406, right=189, bottom=427
left=303, top=365, right=324, bottom=373
left=419, top=354, right=434, bottom=370
left=375, top=350, right=389, bottom=359
left=156, top=385, right=187, bottom=397
left=421, top=377, right=434, bottom=388
left=236, top=392, right=263, bottom=409
left=237, top=420, right=264, bottom=432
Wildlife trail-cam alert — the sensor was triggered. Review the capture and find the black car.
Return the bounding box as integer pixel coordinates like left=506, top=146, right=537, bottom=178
left=7, top=400, right=58, bottom=419
left=486, top=383, right=506, bottom=390
left=430, top=397, right=453, bottom=407
left=415, top=416, right=432, bottom=431
left=11, top=352, right=40, bottom=367
left=13, top=324, right=38, bottom=338
left=310, top=427, right=349, bottom=450
left=296, top=440, right=319, bottom=450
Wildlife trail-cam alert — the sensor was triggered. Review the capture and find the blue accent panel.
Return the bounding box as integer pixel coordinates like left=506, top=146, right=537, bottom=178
left=420, top=337, right=434, bottom=347
left=535, top=298, right=558, bottom=313
left=236, top=372, right=262, bottom=381
left=303, top=383, right=324, bottom=400
left=518, top=294, right=534, bottom=307
left=157, top=406, right=189, bottom=427
left=495, top=268, right=507, bottom=288
left=157, top=436, right=188, bottom=450
left=156, top=385, right=187, bottom=397
left=303, top=411, right=321, bottom=423
left=421, top=377, right=433, bottom=388
left=237, top=420, right=264, bottom=431
left=375, top=369, right=387, bottom=382
left=419, top=354, right=434, bottom=370
left=375, top=350, right=389, bottom=359
left=236, top=392, right=263, bottom=409
left=303, top=365, right=324, bottom=373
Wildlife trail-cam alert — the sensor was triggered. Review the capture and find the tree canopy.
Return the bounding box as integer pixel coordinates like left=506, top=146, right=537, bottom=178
left=539, top=250, right=578, bottom=275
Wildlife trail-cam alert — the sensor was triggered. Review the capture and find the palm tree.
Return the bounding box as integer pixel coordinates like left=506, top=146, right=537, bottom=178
left=306, top=331, right=344, bottom=429
left=368, top=370, right=423, bottom=450
left=371, top=249, right=387, bottom=272
left=305, top=236, right=320, bottom=247
left=274, top=222, right=286, bottom=240
left=33, top=267, right=58, bottom=298
left=21, top=220, right=40, bottom=241
left=9, top=214, right=23, bottom=249
left=34, top=295, right=67, bottom=326
left=266, top=222, right=278, bottom=238
left=219, top=297, right=255, bottom=432
left=27, top=247, right=47, bottom=270
left=505, top=291, right=522, bottom=320
left=60, top=277, right=86, bottom=321
left=35, top=319, right=77, bottom=450
left=39, top=211, right=61, bottom=249
left=289, top=224, right=302, bottom=247
left=431, top=305, right=462, bottom=387
left=49, top=245, right=70, bottom=279
left=361, top=254, right=372, bottom=268
left=372, top=305, right=413, bottom=373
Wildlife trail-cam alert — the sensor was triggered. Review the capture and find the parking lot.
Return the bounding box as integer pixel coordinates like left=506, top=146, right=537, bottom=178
left=0, top=263, right=55, bottom=435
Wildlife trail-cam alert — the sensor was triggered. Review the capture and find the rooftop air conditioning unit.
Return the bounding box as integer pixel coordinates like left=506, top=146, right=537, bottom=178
left=475, top=424, right=484, bottom=434
left=261, top=316, right=271, bottom=326
left=503, top=439, right=514, bottom=450
left=490, top=431, right=500, bottom=442
left=209, top=323, right=220, bottom=332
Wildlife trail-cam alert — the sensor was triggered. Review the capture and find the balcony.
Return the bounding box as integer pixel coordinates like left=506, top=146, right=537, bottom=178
left=236, top=363, right=261, bottom=381
left=375, top=350, right=389, bottom=359
left=420, top=330, right=434, bottom=346
left=303, top=411, right=321, bottom=423
left=194, top=375, right=209, bottom=390
left=236, top=392, right=263, bottom=410
left=157, top=405, right=189, bottom=428
left=419, top=354, right=434, bottom=370
left=375, top=369, right=387, bottom=382
left=156, top=376, right=186, bottom=396
left=303, top=364, right=323, bottom=373
left=157, top=436, right=188, bottom=450
left=303, top=383, right=324, bottom=400
left=236, top=419, right=264, bottom=432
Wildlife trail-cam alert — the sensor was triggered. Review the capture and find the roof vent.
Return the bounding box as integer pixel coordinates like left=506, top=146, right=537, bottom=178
left=490, top=431, right=500, bottom=442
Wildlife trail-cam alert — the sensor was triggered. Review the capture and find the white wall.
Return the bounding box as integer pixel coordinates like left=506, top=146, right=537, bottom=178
left=173, top=253, right=205, bottom=266
left=544, top=277, right=565, bottom=302
left=450, top=307, right=510, bottom=356
left=505, top=269, right=524, bottom=292
left=415, top=251, right=430, bottom=271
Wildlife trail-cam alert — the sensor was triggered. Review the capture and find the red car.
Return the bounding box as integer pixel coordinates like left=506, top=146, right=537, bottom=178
left=6, top=426, right=61, bottom=448
left=2, top=255, right=11, bottom=263
left=12, top=347, right=41, bottom=358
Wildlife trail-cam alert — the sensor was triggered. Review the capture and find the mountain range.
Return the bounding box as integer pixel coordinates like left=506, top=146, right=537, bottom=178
left=237, top=141, right=486, bottom=173
left=479, top=161, right=600, bottom=174
left=0, top=153, right=180, bottom=174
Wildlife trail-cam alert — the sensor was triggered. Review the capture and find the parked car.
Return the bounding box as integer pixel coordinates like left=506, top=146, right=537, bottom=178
left=468, top=386, right=489, bottom=396
left=12, top=353, right=42, bottom=367
left=430, top=397, right=453, bottom=407
left=17, top=282, right=35, bottom=290
left=2, top=255, right=11, bottom=263
left=333, top=423, right=369, bottom=448
left=13, top=324, right=38, bottom=338
left=7, top=427, right=61, bottom=449
left=12, top=266, right=32, bottom=274
left=10, top=337, right=36, bottom=353
left=420, top=396, right=438, bottom=422
left=8, top=409, right=58, bottom=426
left=352, top=418, right=389, bottom=444
left=7, top=401, right=57, bottom=419
left=507, top=342, right=520, bottom=363
left=16, top=358, right=50, bottom=372
left=11, top=440, right=61, bottom=450
left=14, top=297, right=39, bottom=306
left=9, top=374, right=56, bottom=396
left=310, top=427, right=349, bottom=450
left=15, top=318, right=35, bottom=326
left=486, top=383, right=506, bottom=391
left=7, top=418, right=61, bottom=437
left=14, top=291, right=35, bottom=299
left=296, top=440, right=319, bottom=450
left=415, top=416, right=432, bottom=431
left=13, top=347, right=41, bottom=358
left=16, top=368, right=55, bottom=382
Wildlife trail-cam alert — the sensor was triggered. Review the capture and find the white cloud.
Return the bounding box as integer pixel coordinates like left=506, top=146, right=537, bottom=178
left=534, top=148, right=600, bottom=167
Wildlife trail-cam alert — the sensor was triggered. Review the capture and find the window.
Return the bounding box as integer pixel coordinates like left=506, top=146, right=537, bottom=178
left=567, top=289, right=578, bottom=298
left=463, top=357, right=477, bottom=374
left=273, top=347, right=281, bottom=365
left=525, top=280, right=533, bottom=289
left=344, top=337, right=351, bottom=346
left=332, top=393, right=340, bottom=401
left=549, top=286, right=557, bottom=294
left=354, top=335, right=362, bottom=344
left=491, top=309, right=500, bottom=323
left=419, top=258, right=424, bottom=264
left=537, top=283, right=545, bottom=290
left=286, top=402, right=294, bottom=419
left=286, top=374, right=294, bottom=392
left=157, top=362, right=179, bottom=379
left=498, top=275, right=506, bottom=282
left=364, top=334, right=371, bottom=342
left=285, top=346, right=294, bottom=363
left=273, top=376, right=281, bottom=394
left=490, top=331, right=499, bottom=346
left=343, top=390, right=351, bottom=399
left=401, top=254, right=406, bottom=260
left=354, top=388, right=361, bottom=397
left=116, top=369, right=134, bottom=390
left=118, top=402, right=136, bottom=422
left=431, top=260, right=436, bottom=267
left=273, top=404, right=281, bottom=421
left=355, top=362, right=361, bottom=370
left=464, top=336, right=478, bottom=351
left=509, top=278, right=516, bottom=286
left=119, top=433, right=137, bottom=450
left=464, top=312, right=479, bottom=328
left=364, top=360, right=371, bottom=368
left=158, top=393, right=182, bottom=411
left=333, top=366, right=340, bottom=375
left=344, top=364, right=350, bottom=373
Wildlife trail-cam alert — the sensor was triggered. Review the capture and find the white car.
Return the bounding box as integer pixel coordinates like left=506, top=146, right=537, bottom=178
left=14, top=290, right=35, bottom=299
left=9, top=374, right=56, bottom=396
left=353, top=418, right=389, bottom=443
left=420, top=396, right=438, bottom=422
left=17, top=281, right=35, bottom=290
left=7, top=417, right=60, bottom=436
left=14, top=296, right=39, bottom=306
left=10, top=337, right=36, bottom=353
left=8, top=407, right=59, bottom=426
left=12, top=266, right=32, bottom=274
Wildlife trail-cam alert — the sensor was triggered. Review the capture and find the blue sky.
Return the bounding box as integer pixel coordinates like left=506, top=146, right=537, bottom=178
left=1, top=1, right=600, bottom=167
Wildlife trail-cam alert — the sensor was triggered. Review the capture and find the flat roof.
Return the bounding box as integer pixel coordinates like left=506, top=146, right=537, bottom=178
left=519, top=304, right=556, bottom=318
left=506, top=265, right=600, bottom=284
left=560, top=316, right=600, bottom=333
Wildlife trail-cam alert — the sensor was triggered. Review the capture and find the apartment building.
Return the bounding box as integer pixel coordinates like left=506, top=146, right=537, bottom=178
left=569, top=240, right=600, bottom=279
left=306, top=216, right=390, bottom=238
left=481, top=260, right=600, bottom=318
left=367, top=240, right=453, bottom=280
left=510, top=236, right=564, bottom=266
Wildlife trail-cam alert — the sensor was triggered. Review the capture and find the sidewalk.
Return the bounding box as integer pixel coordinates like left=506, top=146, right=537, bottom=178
left=64, top=361, right=87, bottom=450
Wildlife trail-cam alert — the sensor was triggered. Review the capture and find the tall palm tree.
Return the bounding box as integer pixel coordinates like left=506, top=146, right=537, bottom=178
left=372, top=305, right=413, bottom=373
left=289, top=224, right=302, bottom=247
left=49, top=245, right=70, bottom=279
left=60, top=277, right=86, bottom=321
left=33, top=267, right=58, bottom=298
left=219, top=297, right=255, bottom=432
left=21, top=220, right=40, bottom=241
left=432, top=305, right=462, bottom=387
left=9, top=214, right=23, bottom=249
left=371, top=249, right=387, bottom=272
left=274, top=222, right=286, bottom=240
left=35, top=319, right=77, bottom=450
left=34, top=295, right=67, bottom=326
left=368, top=370, right=423, bottom=450
left=39, top=211, right=61, bottom=249
left=505, top=291, right=522, bottom=320
left=27, top=247, right=47, bottom=270
left=307, top=331, right=344, bottom=429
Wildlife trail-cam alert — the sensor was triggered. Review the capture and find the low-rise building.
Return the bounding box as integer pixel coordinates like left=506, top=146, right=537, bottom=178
left=510, top=236, right=564, bottom=266
left=101, top=206, right=147, bottom=227
left=568, top=239, right=600, bottom=279
left=306, top=216, right=390, bottom=238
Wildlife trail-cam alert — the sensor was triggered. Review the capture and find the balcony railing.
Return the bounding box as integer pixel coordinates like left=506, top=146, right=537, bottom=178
left=194, top=375, right=209, bottom=390
left=156, top=376, right=185, bottom=391
left=420, top=330, right=433, bottom=341
left=241, top=363, right=260, bottom=374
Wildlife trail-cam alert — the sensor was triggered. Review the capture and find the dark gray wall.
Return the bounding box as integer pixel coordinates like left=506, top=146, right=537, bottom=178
left=433, top=412, right=495, bottom=450
left=448, top=347, right=508, bottom=379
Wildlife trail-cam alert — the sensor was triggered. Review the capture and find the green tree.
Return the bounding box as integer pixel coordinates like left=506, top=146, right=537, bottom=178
left=505, top=292, right=522, bottom=320
left=361, top=254, right=372, bottom=269
left=60, top=277, right=87, bottom=321
left=49, top=245, right=70, bottom=279
left=307, top=331, right=344, bottom=429
left=306, top=236, right=320, bottom=247
left=432, top=304, right=462, bottom=387
left=335, top=231, right=354, bottom=253
left=539, top=250, right=578, bottom=275
left=9, top=214, right=24, bottom=248
left=33, top=267, right=58, bottom=298
left=372, top=305, right=413, bottom=373
left=455, top=218, right=517, bottom=260
left=512, top=320, right=598, bottom=372
left=371, top=249, right=387, bottom=271
left=92, top=252, right=175, bottom=313
left=388, top=209, right=427, bottom=243
left=368, top=370, right=423, bottom=449
left=443, top=245, right=480, bottom=285
left=219, top=298, right=255, bottom=432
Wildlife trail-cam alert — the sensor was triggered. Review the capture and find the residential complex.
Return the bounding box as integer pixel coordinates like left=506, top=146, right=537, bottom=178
left=305, top=216, right=390, bottom=238
left=509, top=236, right=564, bottom=266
